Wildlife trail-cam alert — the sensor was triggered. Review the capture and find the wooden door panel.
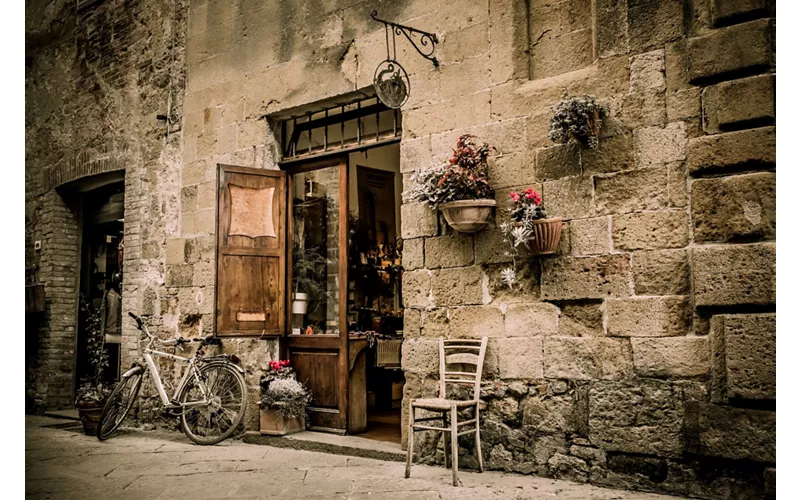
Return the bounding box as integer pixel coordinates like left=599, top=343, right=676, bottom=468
left=216, top=165, right=286, bottom=337
left=289, top=349, right=339, bottom=408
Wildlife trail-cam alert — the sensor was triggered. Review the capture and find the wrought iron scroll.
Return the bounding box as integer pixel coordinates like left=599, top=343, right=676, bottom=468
left=371, top=10, right=439, bottom=109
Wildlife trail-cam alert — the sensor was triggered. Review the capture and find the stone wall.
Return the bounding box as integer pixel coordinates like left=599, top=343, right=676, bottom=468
left=26, top=0, right=776, bottom=497
left=25, top=0, right=188, bottom=410
left=397, top=0, right=776, bottom=498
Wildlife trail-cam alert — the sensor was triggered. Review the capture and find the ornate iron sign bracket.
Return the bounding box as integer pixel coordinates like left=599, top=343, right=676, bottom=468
left=370, top=10, right=439, bottom=108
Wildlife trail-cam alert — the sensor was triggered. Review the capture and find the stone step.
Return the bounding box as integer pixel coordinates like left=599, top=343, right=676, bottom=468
left=242, top=430, right=406, bottom=463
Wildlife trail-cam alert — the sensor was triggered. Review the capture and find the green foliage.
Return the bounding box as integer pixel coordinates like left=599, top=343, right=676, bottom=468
left=292, top=241, right=330, bottom=315
left=548, top=95, right=606, bottom=149
left=75, top=294, right=111, bottom=405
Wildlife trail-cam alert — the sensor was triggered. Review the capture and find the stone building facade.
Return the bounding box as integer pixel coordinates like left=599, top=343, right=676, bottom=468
left=26, top=0, right=776, bottom=498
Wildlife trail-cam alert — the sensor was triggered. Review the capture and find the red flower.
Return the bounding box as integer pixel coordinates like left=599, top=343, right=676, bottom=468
left=510, top=192, right=520, bottom=202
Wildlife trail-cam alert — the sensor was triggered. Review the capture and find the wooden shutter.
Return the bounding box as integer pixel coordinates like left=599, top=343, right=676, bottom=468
left=216, top=165, right=287, bottom=336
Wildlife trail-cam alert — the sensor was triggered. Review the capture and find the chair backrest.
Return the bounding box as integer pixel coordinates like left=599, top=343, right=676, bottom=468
left=438, top=337, right=488, bottom=401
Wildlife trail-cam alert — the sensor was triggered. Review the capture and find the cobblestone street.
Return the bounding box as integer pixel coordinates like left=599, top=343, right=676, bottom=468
left=25, top=416, right=684, bottom=500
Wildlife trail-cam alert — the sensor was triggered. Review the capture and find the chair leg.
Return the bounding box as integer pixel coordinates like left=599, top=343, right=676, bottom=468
left=474, top=407, right=484, bottom=472
left=450, top=406, right=459, bottom=487
left=405, top=403, right=415, bottom=479
left=442, top=414, right=450, bottom=468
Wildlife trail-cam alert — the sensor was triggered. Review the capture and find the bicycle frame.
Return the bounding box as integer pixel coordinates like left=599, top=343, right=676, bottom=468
left=137, top=322, right=209, bottom=408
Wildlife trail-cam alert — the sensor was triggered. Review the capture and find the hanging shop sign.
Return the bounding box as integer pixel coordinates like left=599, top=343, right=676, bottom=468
left=370, top=10, right=439, bottom=109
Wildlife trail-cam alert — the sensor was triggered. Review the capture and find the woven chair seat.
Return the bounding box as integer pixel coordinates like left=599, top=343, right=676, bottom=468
left=411, top=398, right=485, bottom=411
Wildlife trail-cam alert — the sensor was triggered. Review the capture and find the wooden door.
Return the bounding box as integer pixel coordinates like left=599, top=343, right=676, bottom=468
left=283, top=156, right=349, bottom=432
left=216, top=165, right=286, bottom=337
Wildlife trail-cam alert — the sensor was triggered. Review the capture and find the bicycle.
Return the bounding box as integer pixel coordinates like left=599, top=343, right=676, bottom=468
left=96, top=312, right=248, bottom=445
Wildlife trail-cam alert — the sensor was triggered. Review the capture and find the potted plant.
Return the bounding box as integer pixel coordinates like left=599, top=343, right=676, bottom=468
left=75, top=295, right=113, bottom=435
left=406, top=134, right=496, bottom=233
left=291, top=241, right=329, bottom=317
left=500, top=189, right=562, bottom=288
left=548, top=95, right=607, bottom=150
left=258, top=360, right=312, bottom=436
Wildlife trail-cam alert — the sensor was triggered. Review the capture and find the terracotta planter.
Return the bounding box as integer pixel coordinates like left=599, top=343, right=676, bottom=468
left=259, top=404, right=305, bottom=436
left=76, top=401, right=104, bottom=435
left=438, top=199, right=496, bottom=234
left=521, top=218, right=563, bottom=255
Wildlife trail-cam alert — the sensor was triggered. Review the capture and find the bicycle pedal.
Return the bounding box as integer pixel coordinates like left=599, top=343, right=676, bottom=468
left=161, top=405, right=182, bottom=417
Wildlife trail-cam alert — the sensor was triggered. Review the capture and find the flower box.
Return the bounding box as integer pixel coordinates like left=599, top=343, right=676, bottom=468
left=516, top=218, right=564, bottom=255
left=439, top=199, right=497, bottom=234
left=258, top=402, right=305, bottom=436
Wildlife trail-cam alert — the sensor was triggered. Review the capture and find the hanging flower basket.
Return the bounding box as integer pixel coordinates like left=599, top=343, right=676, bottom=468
left=439, top=199, right=497, bottom=234
left=517, top=218, right=563, bottom=255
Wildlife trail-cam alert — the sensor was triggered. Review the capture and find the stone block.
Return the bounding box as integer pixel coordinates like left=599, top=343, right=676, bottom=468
left=542, top=176, right=594, bottom=219
left=440, top=55, right=492, bottom=100
left=404, top=309, right=421, bottom=337
left=710, top=0, right=771, bottom=28
left=685, top=402, right=775, bottom=462
left=589, top=380, right=684, bottom=457
left=667, top=162, right=687, bottom=207
left=631, top=249, right=691, bottom=295
left=401, top=339, right=439, bottom=375
left=612, top=210, right=689, bottom=250
left=558, top=301, right=605, bottom=337
left=630, top=50, right=666, bottom=92
left=543, top=337, right=633, bottom=380
left=635, top=122, right=687, bottom=167
left=692, top=243, right=775, bottom=306
left=570, top=216, right=611, bottom=255
left=504, top=302, right=560, bottom=336
left=615, top=90, right=667, bottom=129
left=441, top=20, right=489, bottom=64
left=431, top=266, right=484, bottom=307
left=497, top=337, right=543, bottom=379
left=666, top=88, right=702, bottom=126
left=522, top=393, right=584, bottom=435
left=402, top=238, right=424, bottom=272
left=530, top=22, right=593, bottom=79
left=765, top=467, right=776, bottom=499
left=402, top=269, right=432, bottom=309
left=607, top=296, right=692, bottom=337
left=488, top=150, right=537, bottom=190
left=166, top=264, right=193, bottom=287
left=399, top=136, right=432, bottom=174
left=692, top=172, right=775, bottom=243
left=686, top=126, right=775, bottom=176
left=446, top=306, right=504, bottom=338
left=595, top=0, right=629, bottom=57
left=570, top=445, right=606, bottom=464
left=631, top=337, right=709, bottom=377
left=166, top=238, right=186, bottom=265
left=710, top=313, right=775, bottom=401
left=541, top=254, right=632, bottom=300
left=581, top=131, right=635, bottom=175
left=425, top=234, right=473, bottom=269
left=535, top=144, right=580, bottom=181
left=403, top=91, right=491, bottom=138
left=702, top=74, right=775, bottom=133
left=595, top=167, right=669, bottom=215
left=474, top=229, right=512, bottom=265
left=401, top=203, right=438, bottom=239
left=627, top=0, right=684, bottom=52
left=687, top=19, right=773, bottom=83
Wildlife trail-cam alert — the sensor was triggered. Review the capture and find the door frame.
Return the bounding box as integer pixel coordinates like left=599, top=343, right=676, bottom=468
left=282, top=155, right=350, bottom=432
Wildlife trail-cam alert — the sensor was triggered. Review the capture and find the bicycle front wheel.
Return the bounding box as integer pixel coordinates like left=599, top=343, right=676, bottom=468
left=178, top=362, right=247, bottom=445
left=97, top=368, right=143, bottom=441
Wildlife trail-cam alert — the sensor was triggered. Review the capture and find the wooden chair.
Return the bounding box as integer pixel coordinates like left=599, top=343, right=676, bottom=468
left=404, top=337, right=488, bottom=486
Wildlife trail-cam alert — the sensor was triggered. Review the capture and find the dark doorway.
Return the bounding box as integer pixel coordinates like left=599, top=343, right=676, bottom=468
left=77, top=180, right=124, bottom=387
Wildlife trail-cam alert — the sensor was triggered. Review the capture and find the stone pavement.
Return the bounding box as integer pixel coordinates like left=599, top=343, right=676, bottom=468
left=25, top=416, right=685, bottom=500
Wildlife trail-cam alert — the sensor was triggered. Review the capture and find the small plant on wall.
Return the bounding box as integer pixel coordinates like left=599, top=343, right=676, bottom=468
left=548, top=95, right=607, bottom=150
left=406, top=134, right=496, bottom=233
left=499, top=189, right=563, bottom=289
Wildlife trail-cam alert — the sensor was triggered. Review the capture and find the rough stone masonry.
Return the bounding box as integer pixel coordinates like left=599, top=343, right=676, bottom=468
left=26, top=0, right=776, bottom=499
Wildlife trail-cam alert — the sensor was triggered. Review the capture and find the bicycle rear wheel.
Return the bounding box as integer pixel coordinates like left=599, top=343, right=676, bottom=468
left=178, top=362, right=247, bottom=445
left=97, top=368, right=143, bottom=440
